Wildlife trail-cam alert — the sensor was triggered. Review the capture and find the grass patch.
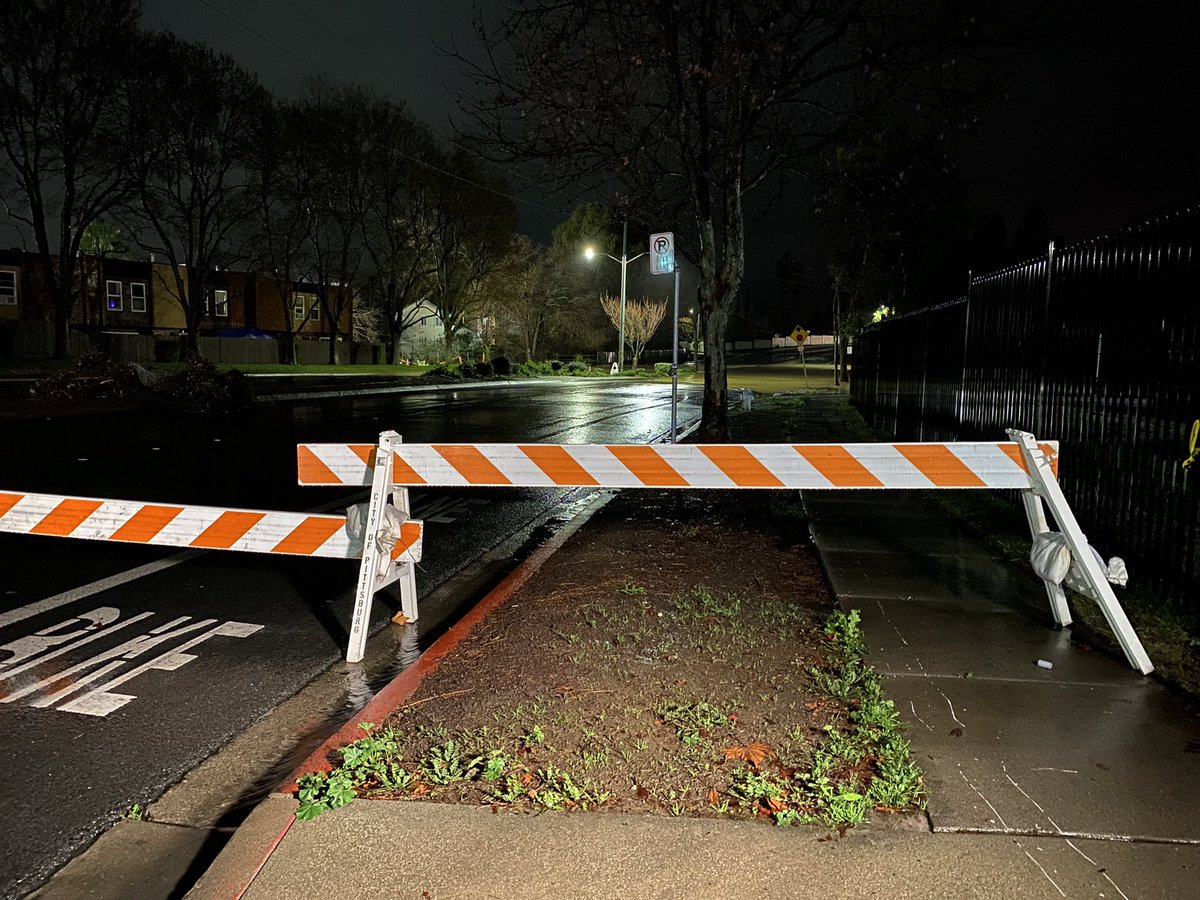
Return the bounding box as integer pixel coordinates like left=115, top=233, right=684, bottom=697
left=727, top=359, right=844, bottom=394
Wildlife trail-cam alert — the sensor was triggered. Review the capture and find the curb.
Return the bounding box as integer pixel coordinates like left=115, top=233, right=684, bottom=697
left=282, top=489, right=610, bottom=790
left=204, top=491, right=612, bottom=900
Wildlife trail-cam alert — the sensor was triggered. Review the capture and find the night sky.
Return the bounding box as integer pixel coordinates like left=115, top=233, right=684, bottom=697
left=140, top=1, right=1200, bottom=324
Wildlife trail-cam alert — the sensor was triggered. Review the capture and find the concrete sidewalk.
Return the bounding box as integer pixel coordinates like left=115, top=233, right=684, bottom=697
left=189, top=395, right=1200, bottom=899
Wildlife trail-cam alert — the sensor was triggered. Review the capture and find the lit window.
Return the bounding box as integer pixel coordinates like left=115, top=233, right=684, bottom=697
left=212, top=289, right=228, bottom=317
left=293, top=295, right=306, bottom=321
left=0, top=270, right=16, bottom=305
left=106, top=280, right=123, bottom=311
left=129, top=282, right=147, bottom=313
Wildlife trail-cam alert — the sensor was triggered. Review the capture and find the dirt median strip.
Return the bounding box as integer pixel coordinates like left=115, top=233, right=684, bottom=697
left=288, top=485, right=927, bottom=832
left=283, top=491, right=612, bottom=793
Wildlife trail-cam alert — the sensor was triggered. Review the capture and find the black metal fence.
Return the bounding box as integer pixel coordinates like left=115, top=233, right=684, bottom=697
left=851, top=209, right=1200, bottom=614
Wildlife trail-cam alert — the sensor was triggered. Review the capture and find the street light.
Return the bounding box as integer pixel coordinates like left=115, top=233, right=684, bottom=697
left=584, top=221, right=645, bottom=372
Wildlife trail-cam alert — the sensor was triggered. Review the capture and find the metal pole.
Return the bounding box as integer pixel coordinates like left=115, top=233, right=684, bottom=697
left=618, top=220, right=628, bottom=372
left=670, top=263, right=680, bottom=442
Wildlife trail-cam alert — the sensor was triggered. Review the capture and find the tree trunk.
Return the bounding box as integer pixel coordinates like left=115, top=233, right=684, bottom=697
left=43, top=255, right=74, bottom=361
left=53, top=301, right=71, bottom=361
left=327, top=317, right=340, bottom=365
left=278, top=329, right=297, bottom=365
left=184, top=321, right=201, bottom=357
left=184, top=267, right=204, bottom=358
left=385, top=281, right=398, bottom=365
left=699, top=300, right=730, bottom=441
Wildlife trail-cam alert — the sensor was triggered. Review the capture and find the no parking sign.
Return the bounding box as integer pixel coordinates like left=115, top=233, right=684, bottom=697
left=650, top=232, right=674, bottom=274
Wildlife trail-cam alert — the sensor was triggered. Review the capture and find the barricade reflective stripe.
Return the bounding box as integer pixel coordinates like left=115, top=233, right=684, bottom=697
left=297, top=441, right=1059, bottom=490
left=0, top=492, right=422, bottom=563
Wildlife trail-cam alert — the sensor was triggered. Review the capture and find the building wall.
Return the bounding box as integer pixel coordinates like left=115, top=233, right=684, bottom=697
left=0, top=250, right=21, bottom=322
left=395, top=299, right=445, bottom=360
left=95, top=258, right=154, bottom=332
left=250, top=276, right=352, bottom=337
left=151, top=263, right=187, bottom=331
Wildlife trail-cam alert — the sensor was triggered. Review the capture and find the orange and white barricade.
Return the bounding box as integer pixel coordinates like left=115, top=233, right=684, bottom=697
left=298, top=430, right=1151, bottom=674
left=2, top=429, right=1151, bottom=674
left=0, top=486, right=424, bottom=665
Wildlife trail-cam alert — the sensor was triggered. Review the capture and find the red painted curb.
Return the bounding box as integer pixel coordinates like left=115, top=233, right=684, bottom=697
left=282, top=493, right=610, bottom=793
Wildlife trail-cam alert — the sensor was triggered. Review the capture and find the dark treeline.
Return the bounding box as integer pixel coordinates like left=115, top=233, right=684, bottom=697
left=0, top=0, right=625, bottom=364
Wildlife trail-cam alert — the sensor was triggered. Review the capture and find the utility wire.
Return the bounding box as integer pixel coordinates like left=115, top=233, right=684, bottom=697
left=195, top=0, right=337, bottom=82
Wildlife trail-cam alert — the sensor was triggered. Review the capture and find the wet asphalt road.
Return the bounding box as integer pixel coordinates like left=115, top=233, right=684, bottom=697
left=0, top=379, right=702, bottom=899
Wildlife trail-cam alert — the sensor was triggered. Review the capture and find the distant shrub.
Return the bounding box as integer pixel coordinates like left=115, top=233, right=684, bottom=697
left=475, top=361, right=494, bottom=377
left=566, top=360, right=589, bottom=375
left=654, top=362, right=672, bottom=377
left=31, top=350, right=144, bottom=401
left=549, top=359, right=564, bottom=372
left=492, top=355, right=512, bottom=376
left=160, top=355, right=248, bottom=413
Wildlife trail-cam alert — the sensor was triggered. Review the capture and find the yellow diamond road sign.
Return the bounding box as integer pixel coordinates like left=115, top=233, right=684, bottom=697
left=789, top=325, right=809, bottom=346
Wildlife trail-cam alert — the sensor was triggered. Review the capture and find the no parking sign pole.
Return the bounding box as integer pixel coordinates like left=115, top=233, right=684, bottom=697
left=651, top=231, right=679, bottom=442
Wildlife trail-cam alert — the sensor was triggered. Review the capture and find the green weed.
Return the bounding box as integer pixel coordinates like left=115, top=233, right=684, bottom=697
left=655, top=699, right=728, bottom=745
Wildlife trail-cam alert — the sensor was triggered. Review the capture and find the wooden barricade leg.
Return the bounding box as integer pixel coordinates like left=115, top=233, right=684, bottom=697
left=346, top=431, right=397, bottom=664
left=394, top=482, right=419, bottom=624
left=1009, top=429, right=1153, bottom=675
left=1019, top=488, right=1073, bottom=627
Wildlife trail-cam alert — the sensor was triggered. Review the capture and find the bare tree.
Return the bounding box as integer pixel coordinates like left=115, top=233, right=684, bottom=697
left=0, top=0, right=140, bottom=359
left=292, top=81, right=375, bottom=364
left=248, top=100, right=314, bottom=365
left=126, top=33, right=268, bottom=355
left=490, top=235, right=571, bottom=362
left=360, top=102, right=441, bottom=364
left=458, top=0, right=1002, bottom=438
left=600, top=293, right=666, bottom=370
left=425, top=150, right=516, bottom=358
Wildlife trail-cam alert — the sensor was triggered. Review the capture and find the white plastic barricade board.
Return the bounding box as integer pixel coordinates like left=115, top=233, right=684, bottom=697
left=0, top=490, right=422, bottom=562
left=300, top=431, right=1152, bottom=675
left=297, top=440, right=1059, bottom=490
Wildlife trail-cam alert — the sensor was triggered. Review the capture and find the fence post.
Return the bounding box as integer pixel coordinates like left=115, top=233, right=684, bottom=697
left=1034, top=240, right=1056, bottom=431
left=957, top=270, right=973, bottom=437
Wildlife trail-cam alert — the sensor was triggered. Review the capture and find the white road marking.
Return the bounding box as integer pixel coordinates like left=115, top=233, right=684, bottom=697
left=0, top=553, right=200, bottom=630
left=0, top=610, right=154, bottom=679
left=58, top=620, right=263, bottom=716
left=2, top=607, right=264, bottom=716
left=5, top=616, right=212, bottom=705
left=0, top=492, right=368, bottom=632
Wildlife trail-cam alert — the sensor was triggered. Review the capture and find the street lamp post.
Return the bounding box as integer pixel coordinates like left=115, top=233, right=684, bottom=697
left=585, top=220, right=645, bottom=372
